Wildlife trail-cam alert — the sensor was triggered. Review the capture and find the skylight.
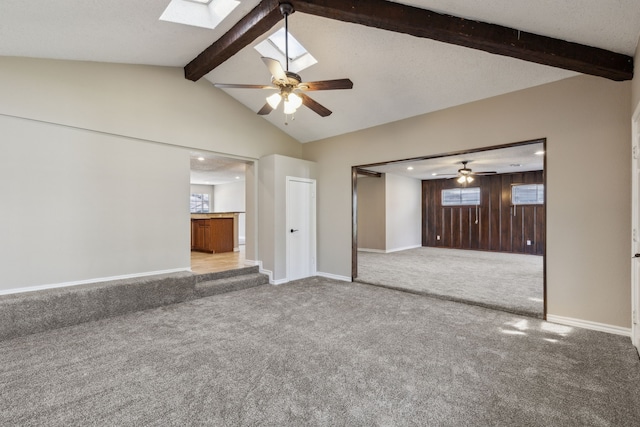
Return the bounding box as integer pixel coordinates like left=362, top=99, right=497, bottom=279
left=254, top=27, right=317, bottom=73
left=160, top=0, right=239, bottom=30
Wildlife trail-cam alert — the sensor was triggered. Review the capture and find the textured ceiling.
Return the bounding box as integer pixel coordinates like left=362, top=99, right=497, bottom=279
left=363, top=142, right=545, bottom=180
left=0, top=0, right=638, bottom=144
left=189, top=152, right=248, bottom=185
left=0, top=1, right=638, bottom=181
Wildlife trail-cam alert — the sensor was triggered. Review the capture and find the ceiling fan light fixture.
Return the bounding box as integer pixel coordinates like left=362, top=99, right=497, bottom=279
left=283, top=92, right=302, bottom=114
left=457, top=176, right=466, bottom=184
left=266, top=92, right=282, bottom=109
left=467, top=176, right=474, bottom=183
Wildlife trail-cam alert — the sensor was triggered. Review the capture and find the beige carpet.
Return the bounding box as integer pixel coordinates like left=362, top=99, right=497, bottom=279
left=1, top=277, right=639, bottom=426
left=357, top=247, right=543, bottom=318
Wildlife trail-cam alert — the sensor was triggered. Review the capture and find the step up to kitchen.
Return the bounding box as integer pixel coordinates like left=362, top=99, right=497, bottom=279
left=1, top=266, right=269, bottom=341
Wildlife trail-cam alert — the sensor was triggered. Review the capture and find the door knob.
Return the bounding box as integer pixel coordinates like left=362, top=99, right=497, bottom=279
left=634, top=253, right=640, bottom=258
left=290, top=229, right=299, bottom=233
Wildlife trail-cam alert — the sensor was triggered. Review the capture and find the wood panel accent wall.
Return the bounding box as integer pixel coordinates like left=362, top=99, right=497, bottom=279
left=422, top=171, right=544, bottom=255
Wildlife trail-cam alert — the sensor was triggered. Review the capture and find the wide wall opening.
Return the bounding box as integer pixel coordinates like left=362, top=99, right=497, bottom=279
left=352, top=139, right=546, bottom=319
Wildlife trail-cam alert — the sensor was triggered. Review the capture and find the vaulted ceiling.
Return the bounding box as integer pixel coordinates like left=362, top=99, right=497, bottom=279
left=1, top=0, right=638, bottom=145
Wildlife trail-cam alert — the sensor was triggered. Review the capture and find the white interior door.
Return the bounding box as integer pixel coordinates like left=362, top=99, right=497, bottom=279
left=286, top=177, right=316, bottom=281
left=632, top=104, right=640, bottom=350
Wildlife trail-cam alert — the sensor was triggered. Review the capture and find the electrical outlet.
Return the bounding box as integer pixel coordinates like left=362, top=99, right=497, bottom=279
left=526, top=240, right=532, bottom=246
left=437, top=235, right=440, bottom=240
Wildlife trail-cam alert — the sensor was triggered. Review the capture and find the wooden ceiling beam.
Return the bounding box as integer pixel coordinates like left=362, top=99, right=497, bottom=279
left=184, top=0, right=282, bottom=82
left=185, top=0, right=633, bottom=82
left=292, top=0, right=633, bottom=81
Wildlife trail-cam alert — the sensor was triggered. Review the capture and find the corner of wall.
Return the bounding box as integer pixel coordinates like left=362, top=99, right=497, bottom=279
left=632, top=34, right=640, bottom=111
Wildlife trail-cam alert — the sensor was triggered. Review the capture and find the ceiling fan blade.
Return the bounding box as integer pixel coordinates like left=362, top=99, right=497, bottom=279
left=300, top=93, right=332, bottom=117
left=214, top=83, right=277, bottom=90
left=474, top=171, right=498, bottom=175
left=262, top=57, right=287, bottom=83
left=257, top=102, right=274, bottom=116
left=299, top=79, right=353, bottom=91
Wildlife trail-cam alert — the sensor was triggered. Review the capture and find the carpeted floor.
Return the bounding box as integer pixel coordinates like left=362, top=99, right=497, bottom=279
left=2, top=277, right=639, bottom=426
left=357, top=247, right=543, bottom=318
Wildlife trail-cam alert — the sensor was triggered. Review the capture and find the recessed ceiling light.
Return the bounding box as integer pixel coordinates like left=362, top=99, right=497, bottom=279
left=432, top=173, right=437, bottom=176
left=535, top=150, right=545, bottom=156
left=198, top=157, right=205, bottom=161
left=235, top=176, right=240, bottom=180
left=407, top=166, right=414, bottom=171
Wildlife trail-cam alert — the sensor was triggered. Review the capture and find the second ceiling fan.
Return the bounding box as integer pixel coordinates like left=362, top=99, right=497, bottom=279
left=213, top=3, right=353, bottom=118
left=436, top=161, right=497, bottom=184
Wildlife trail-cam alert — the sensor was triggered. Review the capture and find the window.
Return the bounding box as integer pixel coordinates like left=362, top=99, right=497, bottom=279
left=190, top=193, right=210, bottom=213
left=512, top=184, right=544, bottom=205
left=441, top=187, right=481, bottom=206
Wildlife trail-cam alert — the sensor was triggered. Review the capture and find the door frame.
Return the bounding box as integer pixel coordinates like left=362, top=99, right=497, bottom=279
left=351, top=138, right=547, bottom=319
left=286, top=176, right=317, bottom=281
left=631, top=102, right=640, bottom=349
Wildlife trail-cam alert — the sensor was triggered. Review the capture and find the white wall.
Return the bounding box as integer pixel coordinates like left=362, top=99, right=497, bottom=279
left=0, top=115, right=190, bottom=291
left=356, top=173, right=421, bottom=252
left=259, top=154, right=316, bottom=282
left=0, top=57, right=301, bottom=160
left=303, top=75, right=632, bottom=329
left=0, top=56, right=301, bottom=292
left=213, top=181, right=246, bottom=243
left=385, top=174, right=422, bottom=252
left=190, top=184, right=213, bottom=212
left=212, top=181, right=245, bottom=212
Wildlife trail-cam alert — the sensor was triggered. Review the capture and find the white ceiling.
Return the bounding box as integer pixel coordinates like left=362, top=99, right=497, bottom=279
left=0, top=1, right=638, bottom=180
left=189, top=152, right=248, bottom=185
left=1, top=0, right=639, bottom=144
left=362, top=141, right=544, bottom=180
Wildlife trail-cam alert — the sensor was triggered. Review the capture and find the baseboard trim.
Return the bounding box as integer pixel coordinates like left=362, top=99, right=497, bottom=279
left=546, top=314, right=631, bottom=337
left=357, top=245, right=422, bottom=254
left=386, top=245, right=422, bottom=253
left=245, top=261, right=283, bottom=285
left=316, top=272, right=352, bottom=282
left=0, top=268, right=192, bottom=296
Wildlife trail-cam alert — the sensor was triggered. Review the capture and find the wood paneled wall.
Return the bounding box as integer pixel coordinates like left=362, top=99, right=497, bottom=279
left=422, top=171, right=544, bottom=255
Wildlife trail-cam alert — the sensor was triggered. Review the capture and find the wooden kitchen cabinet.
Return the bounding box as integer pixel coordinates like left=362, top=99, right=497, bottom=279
left=190, top=218, right=233, bottom=253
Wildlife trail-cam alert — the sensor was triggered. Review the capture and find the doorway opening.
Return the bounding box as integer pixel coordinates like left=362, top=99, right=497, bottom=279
left=352, top=139, right=547, bottom=319
left=189, top=151, right=253, bottom=275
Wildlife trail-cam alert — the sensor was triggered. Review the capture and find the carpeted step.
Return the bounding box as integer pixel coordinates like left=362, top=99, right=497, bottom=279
left=195, top=265, right=260, bottom=283
left=195, top=272, right=268, bottom=298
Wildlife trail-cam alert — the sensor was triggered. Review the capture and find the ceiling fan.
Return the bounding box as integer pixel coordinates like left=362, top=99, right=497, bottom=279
left=436, top=161, right=497, bottom=184
left=212, top=3, right=353, bottom=118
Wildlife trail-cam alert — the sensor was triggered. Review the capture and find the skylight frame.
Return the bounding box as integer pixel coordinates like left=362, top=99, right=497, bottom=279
left=254, top=27, right=317, bottom=74
left=159, top=0, right=239, bottom=30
